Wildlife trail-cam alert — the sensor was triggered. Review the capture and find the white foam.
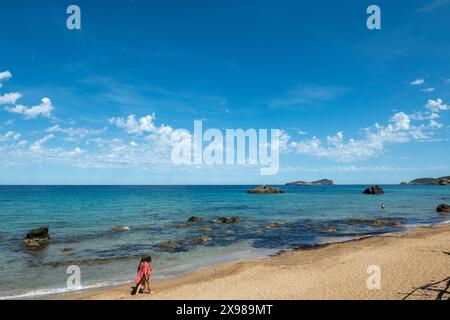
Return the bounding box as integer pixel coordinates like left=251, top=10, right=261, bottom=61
left=0, top=280, right=131, bottom=300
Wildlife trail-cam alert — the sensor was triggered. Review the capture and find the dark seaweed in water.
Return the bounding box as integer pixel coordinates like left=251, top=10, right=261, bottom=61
left=20, top=215, right=441, bottom=270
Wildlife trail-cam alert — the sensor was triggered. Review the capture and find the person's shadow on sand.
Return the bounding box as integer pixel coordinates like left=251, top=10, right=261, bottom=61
left=130, top=286, right=139, bottom=295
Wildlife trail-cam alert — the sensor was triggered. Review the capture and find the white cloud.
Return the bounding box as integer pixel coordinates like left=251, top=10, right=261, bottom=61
left=61, top=147, right=84, bottom=157
left=30, top=134, right=54, bottom=151
left=390, top=112, right=410, bottom=130
left=286, top=103, right=446, bottom=162
left=410, top=79, right=424, bottom=85
left=421, top=87, right=435, bottom=92
left=429, top=120, right=443, bottom=128
left=0, top=70, right=12, bottom=88
left=109, top=114, right=162, bottom=135
left=425, top=98, right=448, bottom=112
left=0, top=70, right=12, bottom=81
left=326, top=131, right=343, bottom=145
left=0, top=92, right=22, bottom=105
left=5, top=97, right=54, bottom=119
left=46, top=124, right=106, bottom=141
left=0, top=131, right=21, bottom=141
left=109, top=113, right=176, bottom=151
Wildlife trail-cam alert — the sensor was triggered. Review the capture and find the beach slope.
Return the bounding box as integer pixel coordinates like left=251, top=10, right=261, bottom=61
left=62, top=224, right=450, bottom=300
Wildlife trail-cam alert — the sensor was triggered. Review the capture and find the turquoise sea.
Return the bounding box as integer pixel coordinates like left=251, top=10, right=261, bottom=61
left=0, top=185, right=449, bottom=299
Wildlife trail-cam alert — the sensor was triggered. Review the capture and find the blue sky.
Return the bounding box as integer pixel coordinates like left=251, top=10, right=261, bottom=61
left=0, top=0, right=449, bottom=184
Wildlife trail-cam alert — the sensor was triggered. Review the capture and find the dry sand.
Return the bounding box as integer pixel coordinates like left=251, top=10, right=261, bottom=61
left=60, top=223, right=450, bottom=300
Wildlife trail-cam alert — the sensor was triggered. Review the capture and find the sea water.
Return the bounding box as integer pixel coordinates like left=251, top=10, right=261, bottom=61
left=0, top=185, right=448, bottom=299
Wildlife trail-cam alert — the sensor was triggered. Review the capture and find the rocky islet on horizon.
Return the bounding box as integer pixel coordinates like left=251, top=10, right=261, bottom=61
left=400, top=176, right=450, bottom=186
left=286, top=179, right=334, bottom=186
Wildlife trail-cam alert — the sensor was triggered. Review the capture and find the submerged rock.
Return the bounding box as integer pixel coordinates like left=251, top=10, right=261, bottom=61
left=369, top=219, right=402, bottom=227
left=362, top=185, right=384, bottom=195
left=265, top=221, right=286, bottom=229
left=24, top=227, right=50, bottom=250
left=158, top=241, right=182, bottom=248
left=323, top=228, right=337, bottom=233
left=178, top=223, right=191, bottom=228
left=112, top=226, right=130, bottom=232
left=247, top=185, right=285, bottom=194
left=200, top=226, right=213, bottom=232
left=436, top=204, right=450, bottom=213
left=192, top=236, right=212, bottom=245
left=188, top=216, right=204, bottom=223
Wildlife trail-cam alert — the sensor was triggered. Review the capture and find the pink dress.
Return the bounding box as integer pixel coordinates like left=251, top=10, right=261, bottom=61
left=134, top=261, right=150, bottom=285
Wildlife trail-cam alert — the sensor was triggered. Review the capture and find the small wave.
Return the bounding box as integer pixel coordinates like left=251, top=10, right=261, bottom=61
left=0, top=280, right=131, bottom=300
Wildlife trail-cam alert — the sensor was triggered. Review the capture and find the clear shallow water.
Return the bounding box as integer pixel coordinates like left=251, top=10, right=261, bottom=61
left=0, top=185, right=449, bottom=299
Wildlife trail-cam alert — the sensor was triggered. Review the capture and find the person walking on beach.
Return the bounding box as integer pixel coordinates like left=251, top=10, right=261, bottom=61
left=134, top=256, right=151, bottom=294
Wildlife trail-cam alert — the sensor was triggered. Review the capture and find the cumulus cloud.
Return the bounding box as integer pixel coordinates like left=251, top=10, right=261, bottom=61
left=0, top=92, right=22, bottom=105
left=285, top=100, right=448, bottom=162
left=110, top=114, right=165, bottom=135
left=0, top=70, right=12, bottom=81
left=0, top=71, right=12, bottom=88
left=425, top=98, right=448, bottom=112
left=5, top=97, right=54, bottom=119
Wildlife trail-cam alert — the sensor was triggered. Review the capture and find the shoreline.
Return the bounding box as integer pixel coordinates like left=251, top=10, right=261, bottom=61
left=57, top=222, right=450, bottom=300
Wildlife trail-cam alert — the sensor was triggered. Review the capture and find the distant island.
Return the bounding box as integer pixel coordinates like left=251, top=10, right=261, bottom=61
left=286, top=179, right=334, bottom=186
left=400, top=176, right=450, bottom=186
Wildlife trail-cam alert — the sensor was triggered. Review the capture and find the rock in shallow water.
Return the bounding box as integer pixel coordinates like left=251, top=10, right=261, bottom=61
left=247, top=185, right=285, bottom=194
left=178, top=223, right=191, bottom=228
left=191, top=236, right=213, bottom=245
left=436, top=203, right=450, bottom=213
left=158, top=241, right=182, bottom=248
left=362, top=185, right=384, bottom=195
left=213, top=216, right=240, bottom=224
left=112, top=226, right=130, bottom=231
left=24, top=227, right=50, bottom=250
left=188, top=216, right=204, bottom=222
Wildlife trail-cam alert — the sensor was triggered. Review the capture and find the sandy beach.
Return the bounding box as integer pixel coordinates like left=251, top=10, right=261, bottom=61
left=60, top=223, right=450, bottom=300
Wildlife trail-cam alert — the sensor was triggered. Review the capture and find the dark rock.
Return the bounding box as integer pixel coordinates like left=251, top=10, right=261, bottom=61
left=188, top=216, right=204, bottom=223
left=436, top=204, right=450, bottom=213
left=286, top=179, right=334, bottom=186
left=362, top=185, right=384, bottom=194
left=60, top=247, right=73, bottom=253
left=112, top=226, right=130, bottom=231
left=213, top=216, right=240, bottom=224
left=247, top=185, right=285, bottom=194
left=24, top=227, right=50, bottom=250
left=439, top=178, right=450, bottom=185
